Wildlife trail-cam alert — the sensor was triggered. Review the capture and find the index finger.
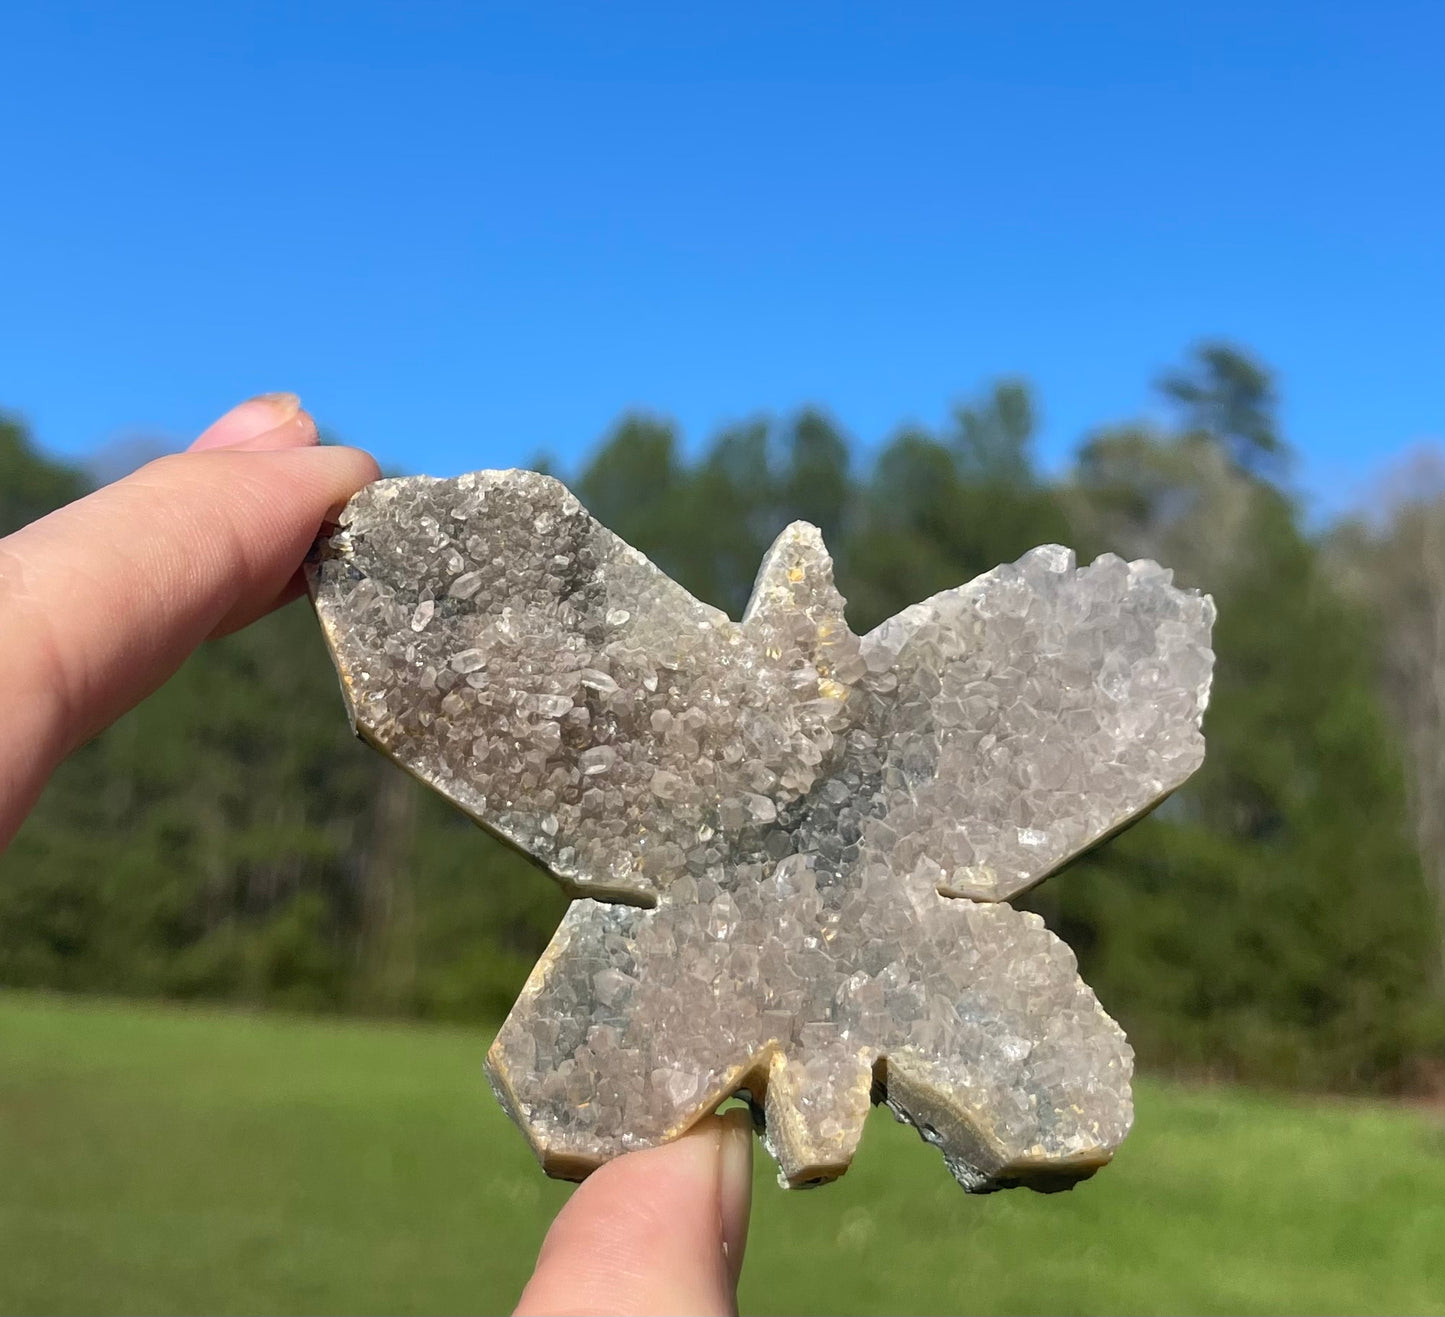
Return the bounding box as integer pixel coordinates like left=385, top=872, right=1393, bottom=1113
left=0, top=436, right=379, bottom=848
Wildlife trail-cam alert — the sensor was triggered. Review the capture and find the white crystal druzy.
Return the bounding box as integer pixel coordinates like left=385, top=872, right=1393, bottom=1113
left=308, top=470, right=1214, bottom=1192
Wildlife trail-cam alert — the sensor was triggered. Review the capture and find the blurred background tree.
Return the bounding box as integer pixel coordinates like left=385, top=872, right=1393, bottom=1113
left=2, top=344, right=1441, bottom=1093
left=2, top=411, right=87, bottom=535
left=1331, top=453, right=1445, bottom=997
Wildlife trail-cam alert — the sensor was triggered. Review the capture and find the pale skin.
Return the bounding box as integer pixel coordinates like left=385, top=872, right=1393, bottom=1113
left=0, top=393, right=753, bottom=1317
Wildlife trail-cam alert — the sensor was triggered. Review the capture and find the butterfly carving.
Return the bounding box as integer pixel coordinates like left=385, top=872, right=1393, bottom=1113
left=309, top=469, right=1213, bottom=1191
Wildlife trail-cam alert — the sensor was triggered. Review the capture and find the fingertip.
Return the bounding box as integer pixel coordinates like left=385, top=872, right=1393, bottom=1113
left=516, top=1116, right=749, bottom=1316
left=202, top=444, right=379, bottom=638
left=717, top=1108, right=754, bottom=1288
left=227, top=412, right=320, bottom=452
left=190, top=393, right=315, bottom=452
left=305, top=443, right=383, bottom=514
left=331, top=442, right=384, bottom=486
left=0, top=437, right=385, bottom=835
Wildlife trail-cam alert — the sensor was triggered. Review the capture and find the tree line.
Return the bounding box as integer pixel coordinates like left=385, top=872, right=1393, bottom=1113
left=2, top=343, right=1442, bottom=1093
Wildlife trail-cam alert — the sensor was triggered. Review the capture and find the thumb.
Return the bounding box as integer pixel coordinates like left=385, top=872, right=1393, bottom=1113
left=515, top=1109, right=754, bottom=1317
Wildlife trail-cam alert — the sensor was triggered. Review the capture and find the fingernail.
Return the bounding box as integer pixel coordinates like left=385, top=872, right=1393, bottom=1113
left=189, top=393, right=303, bottom=451
left=717, top=1107, right=753, bottom=1288
left=250, top=390, right=301, bottom=419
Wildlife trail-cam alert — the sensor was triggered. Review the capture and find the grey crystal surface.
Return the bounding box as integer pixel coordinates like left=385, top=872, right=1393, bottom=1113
left=307, top=469, right=1215, bottom=1191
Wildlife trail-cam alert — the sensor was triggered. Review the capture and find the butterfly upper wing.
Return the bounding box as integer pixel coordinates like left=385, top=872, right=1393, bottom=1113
left=862, top=545, right=1215, bottom=902
left=309, top=474, right=873, bottom=907
left=307, top=469, right=736, bottom=905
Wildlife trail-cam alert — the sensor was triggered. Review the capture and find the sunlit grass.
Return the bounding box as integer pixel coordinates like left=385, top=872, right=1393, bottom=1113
left=2, top=991, right=1442, bottom=1315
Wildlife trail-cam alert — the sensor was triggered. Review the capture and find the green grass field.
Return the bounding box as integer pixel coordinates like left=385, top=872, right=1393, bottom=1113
left=1, top=992, right=1443, bottom=1316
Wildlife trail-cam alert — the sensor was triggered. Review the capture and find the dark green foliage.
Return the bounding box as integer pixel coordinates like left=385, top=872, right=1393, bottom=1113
left=0, top=427, right=565, bottom=1017
left=1, top=346, right=1440, bottom=1090
left=1034, top=380, right=1442, bottom=1089
left=0, top=412, right=86, bottom=535
left=0, top=591, right=565, bottom=1018
left=578, top=408, right=855, bottom=620
left=844, top=382, right=1072, bottom=632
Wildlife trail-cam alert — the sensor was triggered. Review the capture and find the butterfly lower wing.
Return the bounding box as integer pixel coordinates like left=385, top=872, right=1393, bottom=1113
left=877, top=898, right=1133, bottom=1191
left=486, top=897, right=781, bottom=1178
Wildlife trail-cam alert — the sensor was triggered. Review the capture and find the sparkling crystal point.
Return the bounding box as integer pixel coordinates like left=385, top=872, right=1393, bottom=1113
left=307, top=469, right=1215, bottom=1191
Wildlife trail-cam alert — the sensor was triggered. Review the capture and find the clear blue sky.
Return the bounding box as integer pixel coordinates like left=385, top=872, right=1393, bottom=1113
left=2, top=1, right=1440, bottom=515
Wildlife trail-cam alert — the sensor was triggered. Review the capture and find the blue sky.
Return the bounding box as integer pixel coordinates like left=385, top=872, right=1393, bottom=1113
left=2, top=1, right=1440, bottom=515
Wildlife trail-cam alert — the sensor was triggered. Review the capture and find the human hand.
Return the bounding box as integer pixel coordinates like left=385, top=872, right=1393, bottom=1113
left=0, top=394, right=753, bottom=1316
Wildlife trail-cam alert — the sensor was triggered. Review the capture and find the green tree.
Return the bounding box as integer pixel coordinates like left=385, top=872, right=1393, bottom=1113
left=0, top=412, right=87, bottom=536
left=1330, top=453, right=1445, bottom=990
left=843, top=380, right=1070, bottom=631
left=1034, top=346, right=1442, bottom=1088
left=1160, top=341, right=1286, bottom=478
left=1, top=412, right=564, bottom=1018
left=3, top=357, right=1440, bottom=1092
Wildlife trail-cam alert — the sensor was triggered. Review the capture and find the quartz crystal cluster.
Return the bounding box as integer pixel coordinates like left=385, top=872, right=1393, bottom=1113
left=308, top=469, right=1214, bottom=1192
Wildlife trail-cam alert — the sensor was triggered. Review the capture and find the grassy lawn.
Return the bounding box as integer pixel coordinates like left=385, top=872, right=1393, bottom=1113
left=1, top=992, right=1443, bottom=1315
